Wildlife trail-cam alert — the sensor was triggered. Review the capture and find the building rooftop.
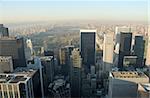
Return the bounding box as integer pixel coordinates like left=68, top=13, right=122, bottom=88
left=14, top=67, right=38, bottom=77
left=0, top=74, right=30, bottom=84
left=80, top=29, right=97, bottom=33
left=110, top=71, right=148, bottom=78
left=40, top=56, right=53, bottom=61
left=0, top=67, right=37, bottom=84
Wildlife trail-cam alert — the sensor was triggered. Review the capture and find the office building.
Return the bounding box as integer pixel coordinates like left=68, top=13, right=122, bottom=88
left=70, top=48, right=82, bottom=97
left=118, top=32, right=132, bottom=69
left=0, top=72, right=36, bottom=98
left=14, top=67, right=44, bottom=98
left=146, top=31, right=150, bottom=67
left=80, top=29, right=96, bottom=71
left=59, top=45, right=74, bottom=76
left=24, top=39, right=33, bottom=60
left=114, top=26, right=135, bottom=67
left=59, top=45, right=74, bottom=65
left=103, top=33, right=114, bottom=72
left=123, top=56, right=137, bottom=68
left=48, top=79, right=70, bottom=98
left=115, top=26, right=134, bottom=54
left=40, top=56, right=54, bottom=95
left=0, top=37, right=26, bottom=69
left=27, top=57, right=45, bottom=98
left=0, top=56, right=13, bottom=73
left=108, top=71, right=149, bottom=98
left=0, top=24, right=9, bottom=37
left=134, top=35, right=144, bottom=67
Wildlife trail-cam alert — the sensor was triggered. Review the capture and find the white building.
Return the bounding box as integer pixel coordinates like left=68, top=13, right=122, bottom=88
left=146, top=26, right=150, bottom=67
left=103, top=33, right=114, bottom=72
left=25, top=39, right=33, bottom=60
left=0, top=72, right=35, bottom=98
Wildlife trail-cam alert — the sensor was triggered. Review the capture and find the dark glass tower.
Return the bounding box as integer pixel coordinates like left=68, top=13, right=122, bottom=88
left=118, top=32, right=132, bottom=69
left=80, top=30, right=96, bottom=71
left=134, top=35, right=144, bottom=67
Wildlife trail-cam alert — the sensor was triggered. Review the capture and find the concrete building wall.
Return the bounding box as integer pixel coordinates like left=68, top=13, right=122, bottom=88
left=103, top=33, right=114, bottom=72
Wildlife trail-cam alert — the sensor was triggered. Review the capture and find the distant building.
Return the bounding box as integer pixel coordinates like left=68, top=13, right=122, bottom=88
left=134, top=35, right=144, bottom=67
left=80, top=29, right=96, bottom=72
left=108, top=71, right=149, bottom=98
left=115, top=26, right=134, bottom=54
left=114, top=26, right=134, bottom=67
left=0, top=24, right=9, bottom=37
left=103, top=33, right=114, bottom=72
left=118, top=32, right=132, bottom=69
left=24, top=39, right=33, bottom=60
left=0, top=56, right=13, bottom=73
left=0, top=37, right=26, bottom=69
left=70, top=48, right=82, bottom=97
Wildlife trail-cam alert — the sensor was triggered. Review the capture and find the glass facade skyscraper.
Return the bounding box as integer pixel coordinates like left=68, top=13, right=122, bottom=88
left=118, top=32, right=132, bottom=69
left=80, top=30, right=96, bottom=71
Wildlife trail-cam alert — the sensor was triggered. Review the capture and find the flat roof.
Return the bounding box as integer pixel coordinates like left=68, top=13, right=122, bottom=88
left=80, top=29, right=97, bottom=33
left=111, top=71, right=148, bottom=78
left=40, top=56, right=53, bottom=61
left=0, top=67, right=37, bottom=84
left=0, top=74, right=30, bottom=84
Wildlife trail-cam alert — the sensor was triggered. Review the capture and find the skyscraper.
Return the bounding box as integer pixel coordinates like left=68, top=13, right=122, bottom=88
left=80, top=29, right=96, bottom=71
left=59, top=45, right=74, bottom=76
left=25, top=39, right=33, bottom=60
left=103, top=33, right=114, bottom=72
left=0, top=37, right=26, bottom=69
left=134, top=35, right=144, bottom=67
left=70, top=48, right=82, bottom=97
left=114, top=26, right=134, bottom=67
left=0, top=71, right=39, bottom=98
left=0, top=24, right=9, bottom=37
left=146, top=27, right=150, bottom=67
left=118, top=32, right=132, bottom=69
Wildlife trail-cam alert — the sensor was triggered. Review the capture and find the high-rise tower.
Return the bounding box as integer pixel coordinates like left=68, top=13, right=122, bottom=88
left=80, top=29, right=96, bottom=71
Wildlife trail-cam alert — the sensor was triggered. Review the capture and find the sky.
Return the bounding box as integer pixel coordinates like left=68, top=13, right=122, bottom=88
left=0, top=0, right=149, bottom=23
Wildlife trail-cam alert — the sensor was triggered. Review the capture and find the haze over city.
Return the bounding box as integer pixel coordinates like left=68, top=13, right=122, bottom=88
left=0, top=0, right=149, bottom=24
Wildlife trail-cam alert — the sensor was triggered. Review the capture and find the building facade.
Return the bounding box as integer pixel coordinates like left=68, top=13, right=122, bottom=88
left=118, top=32, right=132, bottom=69
left=134, top=35, right=144, bottom=67
left=103, top=33, right=114, bottom=72
left=80, top=29, right=96, bottom=71
left=0, top=56, right=13, bottom=73
left=70, top=48, right=82, bottom=97
left=0, top=37, right=26, bottom=69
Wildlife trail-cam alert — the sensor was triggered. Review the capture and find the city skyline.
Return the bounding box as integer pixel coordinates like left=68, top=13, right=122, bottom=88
left=0, top=0, right=149, bottom=24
